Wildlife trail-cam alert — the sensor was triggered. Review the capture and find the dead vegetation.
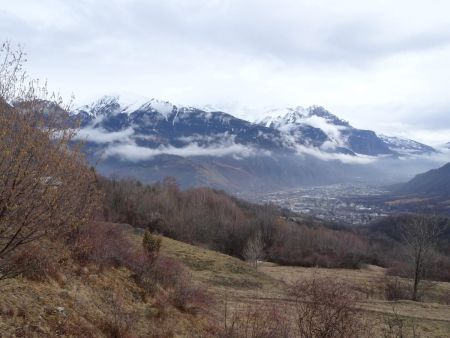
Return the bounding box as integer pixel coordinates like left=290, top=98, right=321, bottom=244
left=1, top=226, right=449, bottom=337
left=0, top=228, right=216, bottom=337
left=0, top=41, right=101, bottom=281
left=288, top=275, right=372, bottom=338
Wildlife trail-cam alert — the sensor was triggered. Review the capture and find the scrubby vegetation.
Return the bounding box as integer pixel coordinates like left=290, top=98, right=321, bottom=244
left=100, top=177, right=377, bottom=269
left=100, top=177, right=450, bottom=285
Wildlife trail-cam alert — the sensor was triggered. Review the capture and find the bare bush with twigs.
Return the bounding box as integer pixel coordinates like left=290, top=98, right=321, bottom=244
left=288, top=274, right=374, bottom=338
left=218, top=300, right=291, bottom=338
left=0, top=41, right=101, bottom=280
left=243, top=231, right=264, bottom=269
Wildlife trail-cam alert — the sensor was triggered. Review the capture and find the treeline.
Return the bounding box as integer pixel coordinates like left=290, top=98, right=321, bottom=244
left=100, top=177, right=375, bottom=269
left=100, top=177, right=450, bottom=283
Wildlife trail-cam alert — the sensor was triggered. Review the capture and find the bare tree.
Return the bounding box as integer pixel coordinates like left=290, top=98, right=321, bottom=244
left=0, top=41, right=101, bottom=280
left=243, top=231, right=264, bottom=269
left=400, top=214, right=444, bottom=301
left=0, top=41, right=27, bottom=103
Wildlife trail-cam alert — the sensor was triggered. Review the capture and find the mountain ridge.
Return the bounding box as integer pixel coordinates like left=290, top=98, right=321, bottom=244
left=62, top=94, right=443, bottom=191
left=396, top=162, right=450, bottom=197
left=72, top=94, right=436, bottom=158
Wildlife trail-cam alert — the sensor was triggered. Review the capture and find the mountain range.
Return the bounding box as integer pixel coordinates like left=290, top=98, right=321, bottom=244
left=69, top=95, right=440, bottom=191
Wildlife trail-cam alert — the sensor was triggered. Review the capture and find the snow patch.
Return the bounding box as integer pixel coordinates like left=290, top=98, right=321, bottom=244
left=145, top=99, right=174, bottom=119
left=379, top=134, right=435, bottom=155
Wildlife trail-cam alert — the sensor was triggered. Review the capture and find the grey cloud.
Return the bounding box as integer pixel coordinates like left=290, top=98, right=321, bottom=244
left=7, top=1, right=450, bottom=67
left=2, top=0, right=450, bottom=147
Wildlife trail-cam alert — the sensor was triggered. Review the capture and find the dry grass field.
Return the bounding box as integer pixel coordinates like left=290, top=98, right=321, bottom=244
left=159, top=234, right=450, bottom=337
left=1, top=229, right=449, bottom=337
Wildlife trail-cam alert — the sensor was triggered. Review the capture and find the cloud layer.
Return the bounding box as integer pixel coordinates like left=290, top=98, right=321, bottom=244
left=2, top=0, right=450, bottom=146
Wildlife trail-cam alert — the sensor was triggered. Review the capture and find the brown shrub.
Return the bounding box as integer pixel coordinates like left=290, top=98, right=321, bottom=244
left=217, top=301, right=291, bottom=338
left=134, top=254, right=211, bottom=313
left=9, top=239, right=69, bottom=281
left=0, top=304, right=14, bottom=317
left=288, top=275, right=373, bottom=338
left=134, top=255, right=184, bottom=295
left=382, top=306, right=420, bottom=338
left=440, top=290, right=450, bottom=305
left=383, top=276, right=411, bottom=301
left=427, top=254, right=450, bottom=282
left=0, top=44, right=102, bottom=280
left=268, top=223, right=371, bottom=269
left=100, top=293, right=136, bottom=338
left=171, top=276, right=212, bottom=314
left=142, top=230, right=161, bottom=261
left=71, top=221, right=212, bottom=315
left=70, top=222, right=139, bottom=269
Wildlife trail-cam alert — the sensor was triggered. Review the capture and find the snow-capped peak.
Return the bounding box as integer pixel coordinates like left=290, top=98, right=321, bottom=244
left=200, top=104, right=227, bottom=113
left=116, top=93, right=151, bottom=114
left=75, top=93, right=150, bottom=117
left=306, top=106, right=350, bottom=127
left=75, top=94, right=179, bottom=120
left=259, top=106, right=307, bottom=128
left=258, top=106, right=352, bottom=150
left=140, top=98, right=176, bottom=119
left=259, top=105, right=350, bottom=129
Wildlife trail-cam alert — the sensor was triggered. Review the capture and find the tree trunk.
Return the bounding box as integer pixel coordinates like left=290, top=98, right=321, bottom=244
left=412, top=249, right=422, bottom=301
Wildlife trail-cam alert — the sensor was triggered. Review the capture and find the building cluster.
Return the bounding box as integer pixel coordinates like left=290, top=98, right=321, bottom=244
left=253, top=183, right=391, bottom=225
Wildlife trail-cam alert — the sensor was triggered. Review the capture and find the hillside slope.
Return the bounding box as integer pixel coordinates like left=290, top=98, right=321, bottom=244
left=1, top=225, right=449, bottom=337
left=397, top=162, right=450, bottom=197
left=0, top=226, right=277, bottom=337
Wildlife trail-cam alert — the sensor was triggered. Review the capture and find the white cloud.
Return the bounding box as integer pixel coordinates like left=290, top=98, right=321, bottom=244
left=176, top=132, right=234, bottom=144
left=303, top=115, right=348, bottom=149
left=294, top=144, right=377, bottom=165
left=75, top=127, right=134, bottom=143
left=103, top=142, right=262, bottom=162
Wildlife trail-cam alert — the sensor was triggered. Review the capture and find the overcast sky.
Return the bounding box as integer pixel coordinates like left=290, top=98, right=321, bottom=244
left=1, top=0, right=450, bottom=146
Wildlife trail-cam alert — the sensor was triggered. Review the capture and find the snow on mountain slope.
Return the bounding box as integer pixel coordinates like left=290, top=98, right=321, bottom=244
left=66, top=96, right=446, bottom=191
left=258, top=106, right=411, bottom=156
left=75, top=94, right=147, bottom=117
left=75, top=94, right=177, bottom=119
left=260, top=106, right=349, bottom=130
left=72, top=95, right=292, bottom=162
left=139, top=98, right=175, bottom=120
left=259, top=106, right=352, bottom=152
left=260, top=107, right=307, bottom=129
left=72, top=96, right=436, bottom=160
left=379, top=135, right=436, bottom=155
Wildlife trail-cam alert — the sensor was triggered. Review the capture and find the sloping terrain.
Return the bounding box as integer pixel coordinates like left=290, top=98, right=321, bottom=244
left=162, top=234, right=450, bottom=337
left=2, top=226, right=449, bottom=337
left=0, top=226, right=278, bottom=337
left=0, top=262, right=210, bottom=337
left=386, top=162, right=450, bottom=213
left=396, top=162, right=450, bottom=197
